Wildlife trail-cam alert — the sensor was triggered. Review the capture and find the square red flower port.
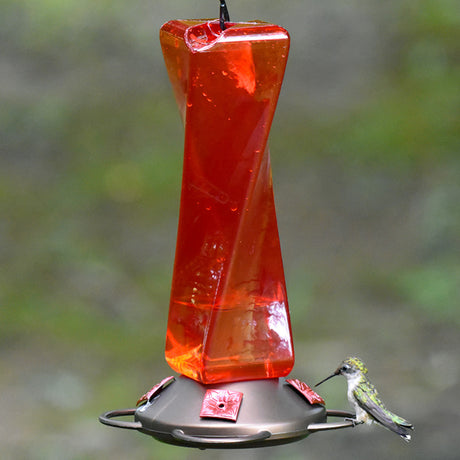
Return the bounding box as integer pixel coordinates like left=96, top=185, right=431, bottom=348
left=286, top=379, right=325, bottom=405
left=200, top=389, right=244, bottom=422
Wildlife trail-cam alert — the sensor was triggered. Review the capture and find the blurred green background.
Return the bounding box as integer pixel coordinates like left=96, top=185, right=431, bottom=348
left=1, top=0, right=459, bottom=459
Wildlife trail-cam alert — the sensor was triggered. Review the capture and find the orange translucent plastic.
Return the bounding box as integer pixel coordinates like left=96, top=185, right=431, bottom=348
left=160, top=19, right=294, bottom=384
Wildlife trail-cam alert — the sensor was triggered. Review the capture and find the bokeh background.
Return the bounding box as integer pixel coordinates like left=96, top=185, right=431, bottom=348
left=1, top=0, right=459, bottom=459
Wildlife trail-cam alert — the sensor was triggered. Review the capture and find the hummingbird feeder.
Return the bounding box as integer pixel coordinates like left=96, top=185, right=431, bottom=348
left=99, top=2, right=354, bottom=449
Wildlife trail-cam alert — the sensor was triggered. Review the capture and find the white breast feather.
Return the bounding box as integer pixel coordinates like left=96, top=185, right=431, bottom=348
left=346, top=374, right=372, bottom=425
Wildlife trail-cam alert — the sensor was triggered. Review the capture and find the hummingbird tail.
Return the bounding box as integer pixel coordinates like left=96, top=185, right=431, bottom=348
left=368, top=405, right=414, bottom=442
left=400, top=431, right=411, bottom=442
left=395, top=422, right=414, bottom=442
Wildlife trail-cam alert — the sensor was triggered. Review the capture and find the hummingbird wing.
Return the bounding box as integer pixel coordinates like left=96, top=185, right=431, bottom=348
left=353, top=380, right=414, bottom=441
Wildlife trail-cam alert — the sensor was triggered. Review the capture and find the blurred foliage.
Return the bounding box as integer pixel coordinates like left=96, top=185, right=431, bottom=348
left=397, top=264, right=460, bottom=323
left=275, top=0, right=460, bottom=170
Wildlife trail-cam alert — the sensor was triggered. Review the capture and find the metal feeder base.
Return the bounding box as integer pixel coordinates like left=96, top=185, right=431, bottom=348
left=100, top=375, right=354, bottom=449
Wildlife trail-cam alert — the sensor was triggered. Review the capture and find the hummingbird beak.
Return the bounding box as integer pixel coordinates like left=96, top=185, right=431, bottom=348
left=314, top=369, right=340, bottom=387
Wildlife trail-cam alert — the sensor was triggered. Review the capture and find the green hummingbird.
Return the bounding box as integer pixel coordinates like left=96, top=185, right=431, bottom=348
left=315, top=357, right=414, bottom=442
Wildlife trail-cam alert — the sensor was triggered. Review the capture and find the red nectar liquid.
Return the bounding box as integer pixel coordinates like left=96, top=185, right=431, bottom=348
left=160, top=19, right=294, bottom=384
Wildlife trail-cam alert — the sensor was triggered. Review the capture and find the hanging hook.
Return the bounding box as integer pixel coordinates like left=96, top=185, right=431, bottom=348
left=219, top=0, right=230, bottom=31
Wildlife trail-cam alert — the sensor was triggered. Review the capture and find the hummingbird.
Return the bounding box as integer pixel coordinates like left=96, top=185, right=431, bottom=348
left=315, top=357, right=414, bottom=442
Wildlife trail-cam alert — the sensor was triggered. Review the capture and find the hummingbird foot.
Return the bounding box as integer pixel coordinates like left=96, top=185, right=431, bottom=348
left=344, top=417, right=364, bottom=427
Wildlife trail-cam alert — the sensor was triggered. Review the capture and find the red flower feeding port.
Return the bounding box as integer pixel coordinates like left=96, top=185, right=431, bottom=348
left=100, top=4, right=354, bottom=449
